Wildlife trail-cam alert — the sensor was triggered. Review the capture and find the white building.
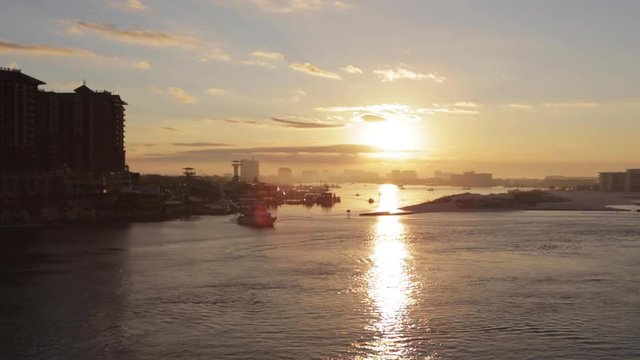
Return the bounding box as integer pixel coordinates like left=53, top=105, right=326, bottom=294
left=240, top=159, right=260, bottom=182
left=599, top=169, right=640, bottom=192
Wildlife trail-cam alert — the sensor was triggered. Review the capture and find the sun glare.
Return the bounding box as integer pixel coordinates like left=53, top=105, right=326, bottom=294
left=362, top=120, right=418, bottom=152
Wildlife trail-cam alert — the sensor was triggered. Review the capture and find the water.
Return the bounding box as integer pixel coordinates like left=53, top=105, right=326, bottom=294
left=1, top=185, right=639, bottom=359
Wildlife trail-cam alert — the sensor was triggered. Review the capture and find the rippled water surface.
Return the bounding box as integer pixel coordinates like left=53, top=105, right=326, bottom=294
left=1, top=185, right=639, bottom=359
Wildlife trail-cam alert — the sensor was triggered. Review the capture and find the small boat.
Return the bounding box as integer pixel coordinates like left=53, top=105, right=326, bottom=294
left=427, top=188, right=434, bottom=192
left=368, top=198, right=375, bottom=204
left=237, top=203, right=277, bottom=228
left=303, top=193, right=317, bottom=206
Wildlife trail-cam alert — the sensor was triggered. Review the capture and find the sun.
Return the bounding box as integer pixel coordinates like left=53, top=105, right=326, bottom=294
left=361, top=120, right=418, bottom=152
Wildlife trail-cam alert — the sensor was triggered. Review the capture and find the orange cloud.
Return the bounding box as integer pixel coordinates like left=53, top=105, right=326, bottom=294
left=290, top=62, right=342, bottom=80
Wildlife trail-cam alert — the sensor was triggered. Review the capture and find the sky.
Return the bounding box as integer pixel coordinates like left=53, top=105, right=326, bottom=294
left=1, top=0, right=640, bottom=177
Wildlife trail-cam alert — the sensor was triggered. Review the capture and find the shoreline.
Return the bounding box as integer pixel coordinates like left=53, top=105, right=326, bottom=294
left=399, top=190, right=640, bottom=214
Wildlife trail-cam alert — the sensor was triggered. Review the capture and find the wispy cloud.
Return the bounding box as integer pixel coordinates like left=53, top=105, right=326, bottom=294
left=417, top=106, right=479, bottom=115
left=270, top=117, right=344, bottom=129
left=358, top=114, right=386, bottom=122
left=241, top=59, right=276, bottom=68
left=241, top=50, right=284, bottom=68
left=172, top=142, right=230, bottom=147
left=317, top=103, right=420, bottom=122
left=166, top=87, right=197, bottom=104
left=290, top=62, right=342, bottom=80
left=206, top=87, right=226, bottom=96
left=200, top=49, right=231, bottom=62
left=67, top=20, right=199, bottom=47
left=162, top=127, right=180, bottom=132
left=248, top=0, right=351, bottom=13
left=317, top=102, right=478, bottom=120
left=542, top=102, right=600, bottom=109
left=111, top=0, right=148, bottom=11
left=503, top=103, right=535, bottom=111
left=0, top=38, right=96, bottom=57
left=0, top=38, right=150, bottom=70
left=250, top=51, right=284, bottom=61
left=207, top=115, right=343, bottom=129
left=373, top=67, right=445, bottom=83
left=453, top=102, right=479, bottom=108
left=341, top=64, right=363, bottom=74
left=132, top=60, right=151, bottom=70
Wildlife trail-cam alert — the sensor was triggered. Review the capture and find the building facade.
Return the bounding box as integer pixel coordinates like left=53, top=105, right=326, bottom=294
left=450, top=171, right=494, bottom=187
left=0, top=68, right=45, bottom=172
left=240, top=159, right=260, bottom=182
left=599, top=169, right=640, bottom=192
left=278, top=167, right=293, bottom=183
left=0, top=69, right=126, bottom=174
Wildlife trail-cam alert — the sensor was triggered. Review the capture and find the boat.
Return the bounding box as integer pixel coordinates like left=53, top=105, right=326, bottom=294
left=368, top=198, right=375, bottom=204
left=237, top=203, right=277, bottom=228
left=317, top=192, right=337, bottom=207
left=303, top=193, right=317, bottom=206
left=427, top=188, right=435, bottom=192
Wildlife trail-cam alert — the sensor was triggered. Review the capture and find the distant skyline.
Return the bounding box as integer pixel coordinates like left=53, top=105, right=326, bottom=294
left=2, top=0, right=640, bottom=177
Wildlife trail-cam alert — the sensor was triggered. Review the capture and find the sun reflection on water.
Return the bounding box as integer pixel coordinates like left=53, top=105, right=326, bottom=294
left=365, top=211, right=415, bottom=359
left=376, top=184, right=400, bottom=213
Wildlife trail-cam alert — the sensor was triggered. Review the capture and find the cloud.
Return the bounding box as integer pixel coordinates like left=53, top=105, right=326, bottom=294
left=162, top=127, right=180, bottom=132
left=172, top=142, right=230, bottom=147
left=317, top=102, right=478, bottom=121
left=206, top=87, right=226, bottom=96
left=317, top=103, right=422, bottom=122
left=358, top=114, right=386, bottom=122
left=340, top=64, right=363, bottom=74
left=503, top=103, right=534, bottom=111
left=453, top=102, right=479, bottom=108
left=0, top=39, right=97, bottom=57
left=270, top=117, right=344, bottom=129
left=373, top=67, right=445, bottom=83
left=241, top=59, right=276, bottom=68
left=132, top=60, right=151, bottom=70
left=166, top=87, right=197, bottom=104
left=248, top=0, right=351, bottom=13
left=417, top=106, right=479, bottom=115
left=68, top=20, right=199, bottom=47
left=0, top=39, right=150, bottom=70
left=250, top=51, right=284, bottom=61
left=542, top=102, right=600, bottom=109
left=111, top=0, right=148, bottom=11
left=200, top=49, right=231, bottom=62
left=290, top=62, right=342, bottom=80
left=145, top=143, right=377, bottom=159
left=274, top=89, right=307, bottom=102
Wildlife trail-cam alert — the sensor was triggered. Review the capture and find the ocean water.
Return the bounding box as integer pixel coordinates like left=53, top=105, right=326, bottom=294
left=1, top=185, right=639, bottom=359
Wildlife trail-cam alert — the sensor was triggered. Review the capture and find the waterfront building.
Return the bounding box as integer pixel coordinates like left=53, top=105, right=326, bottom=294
left=0, top=68, right=127, bottom=174
left=278, top=167, right=293, bottom=183
left=450, top=171, right=494, bottom=187
left=627, top=169, right=640, bottom=192
left=0, top=68, right=45, bottom=172
left=240, top=159, right=259, bottom=182
left=599, top=169, right=640, bottom=192
left=36, top=83, right=127, bottom=173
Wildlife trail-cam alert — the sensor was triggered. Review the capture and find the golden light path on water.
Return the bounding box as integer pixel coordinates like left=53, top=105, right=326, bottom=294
left=364, top=184, right=417, bottom=359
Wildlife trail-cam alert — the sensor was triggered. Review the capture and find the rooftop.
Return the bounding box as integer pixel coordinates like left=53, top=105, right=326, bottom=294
left=0, top=68, right=45, bottom=85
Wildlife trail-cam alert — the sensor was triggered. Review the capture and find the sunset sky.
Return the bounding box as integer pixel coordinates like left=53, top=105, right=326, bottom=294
left=2, top=0, right=639, bottom=177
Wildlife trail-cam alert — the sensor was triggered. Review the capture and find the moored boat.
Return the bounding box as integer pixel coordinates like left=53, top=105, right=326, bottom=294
left=237, top=202, right=277, bottom=228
